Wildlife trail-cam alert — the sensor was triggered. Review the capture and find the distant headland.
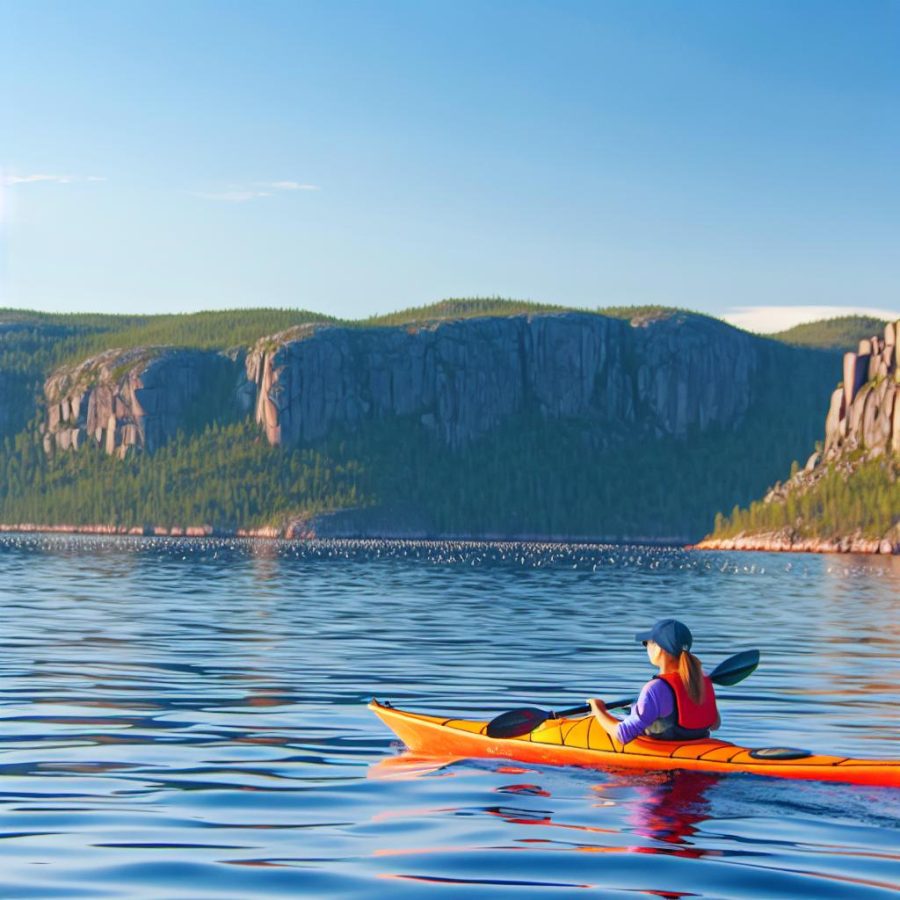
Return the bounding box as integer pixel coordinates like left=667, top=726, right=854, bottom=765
left=699, top=319, right=899, bottom=555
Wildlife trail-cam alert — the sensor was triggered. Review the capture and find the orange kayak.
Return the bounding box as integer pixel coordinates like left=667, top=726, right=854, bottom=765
left=369, top=700, right=900, bottom=788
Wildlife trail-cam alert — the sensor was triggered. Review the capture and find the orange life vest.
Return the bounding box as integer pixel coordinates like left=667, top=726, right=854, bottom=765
left=645, top=672, right=718, bottom=741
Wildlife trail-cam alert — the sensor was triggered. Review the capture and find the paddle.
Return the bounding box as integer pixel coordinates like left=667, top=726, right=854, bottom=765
left=485, top=649, right=760, bottom=739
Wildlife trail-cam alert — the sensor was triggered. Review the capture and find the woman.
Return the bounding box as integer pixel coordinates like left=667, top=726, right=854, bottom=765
left=589, top=618, right=720, bottom=745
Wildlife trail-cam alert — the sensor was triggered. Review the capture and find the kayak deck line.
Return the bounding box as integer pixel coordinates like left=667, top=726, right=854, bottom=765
left=369, top=699, right=900, bottom=788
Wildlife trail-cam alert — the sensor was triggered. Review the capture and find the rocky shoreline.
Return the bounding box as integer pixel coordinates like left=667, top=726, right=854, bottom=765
left=0, top=522, right=300, bottom=540
left=1, top=521, right=897, bottom=554
left=0, top=520, right=691, bottom=545
left=694, top=533, right=898, bottom=555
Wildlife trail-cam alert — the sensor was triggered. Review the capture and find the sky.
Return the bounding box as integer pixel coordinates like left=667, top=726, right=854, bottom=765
left=1, top=0, right=897, bottom=330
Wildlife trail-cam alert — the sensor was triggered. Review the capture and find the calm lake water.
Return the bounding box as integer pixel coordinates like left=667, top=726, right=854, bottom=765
left=0, top=535, right=897, bottom=898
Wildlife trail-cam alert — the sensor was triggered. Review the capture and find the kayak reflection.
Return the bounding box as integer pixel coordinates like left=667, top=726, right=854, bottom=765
left=608, top=771, right=720, bottom=856
left=486, top=768, right=721, bottom=859
left=367, top=752, right=465, bottom=780
left=370, top=749, right=723, bottom=861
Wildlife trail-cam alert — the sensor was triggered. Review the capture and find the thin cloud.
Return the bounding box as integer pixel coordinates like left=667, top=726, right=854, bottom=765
left=723, top=305, right=899, bottom=334
left=194, top=180, right=320, bottom=202
left=263, top=181, right=319, bottom=191
left=1, top=173, right=106, bottom=185
left=193, top=190, right=272, bottom=202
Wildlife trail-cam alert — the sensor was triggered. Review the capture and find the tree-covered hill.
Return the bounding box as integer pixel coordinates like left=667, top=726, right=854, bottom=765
left=363, top=297, right=570, bottom=326
left=0, top=308, right=334, bottom=373
left=0, top=389, right=835, bottom=540
left=709, top=457, right=898, bottom=543
left=0, top=312, right=143, bottom=376
left=0, top=302, right=845, bottom=541
left=769, top=315, right=892, bottom=350
left=364, top=298, right=718, bottom=330
left=4, top=300, right=875, bottom=360
left=57, top=308, right=337, bottom=364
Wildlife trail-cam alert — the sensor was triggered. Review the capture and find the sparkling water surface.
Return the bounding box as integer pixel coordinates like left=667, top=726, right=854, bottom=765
left=0, top=535, right=897, bottom=897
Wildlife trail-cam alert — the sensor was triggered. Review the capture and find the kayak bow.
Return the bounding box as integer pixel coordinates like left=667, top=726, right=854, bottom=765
left=369, top=700, right=900, bottom=788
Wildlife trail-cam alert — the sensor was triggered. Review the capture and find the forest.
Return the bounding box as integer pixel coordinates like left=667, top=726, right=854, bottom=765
left=0, top=301, right=870, bottom=540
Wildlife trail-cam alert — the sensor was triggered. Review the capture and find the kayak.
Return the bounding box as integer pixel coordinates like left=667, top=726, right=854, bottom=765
left=369, top=699, right=900, bottom=788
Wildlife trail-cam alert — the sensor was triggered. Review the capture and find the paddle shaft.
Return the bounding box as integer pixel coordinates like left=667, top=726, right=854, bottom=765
left=484, top=649, right=760, bottom=739
left=554, top=697, right=634, bottom=718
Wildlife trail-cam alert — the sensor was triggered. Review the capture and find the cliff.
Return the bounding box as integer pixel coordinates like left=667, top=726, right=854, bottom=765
left=823, top=324, right=899, bottom=461
left=1, top=307, right=842, bottom=541
left=699, top=320, right=900, bottom=554
left=40, top=311, right=780, bottom=456
left=42, top=347, right=241, bottom=457
left=244, top=312, right=765, bottom=449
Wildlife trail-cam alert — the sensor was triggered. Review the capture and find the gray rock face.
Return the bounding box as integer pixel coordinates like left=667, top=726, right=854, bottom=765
left=245, top=312, right=766, bottom=449
left=825, top=320, right=900, bottom=459
left=842, top=351, right=868, bottom=414
left=43, top=347, right=241, bottom=457
left=37, top=310, right=852, bottom=464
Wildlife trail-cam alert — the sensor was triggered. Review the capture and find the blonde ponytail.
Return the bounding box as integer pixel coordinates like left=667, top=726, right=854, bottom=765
left=679, top=651, right=706, bottom=704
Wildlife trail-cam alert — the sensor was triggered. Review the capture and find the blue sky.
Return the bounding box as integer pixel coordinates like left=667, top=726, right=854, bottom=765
left=1, top=0, right=897, bottom=327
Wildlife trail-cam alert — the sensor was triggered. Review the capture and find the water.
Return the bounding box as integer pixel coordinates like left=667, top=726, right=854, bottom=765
left=0, top=535, right=897, bottom=898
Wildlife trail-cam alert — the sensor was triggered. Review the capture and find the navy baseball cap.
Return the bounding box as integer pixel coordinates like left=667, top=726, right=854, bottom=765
left=635, top=618, right=693, bottom=657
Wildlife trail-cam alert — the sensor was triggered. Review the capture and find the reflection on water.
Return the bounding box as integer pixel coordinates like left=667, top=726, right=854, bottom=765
left=0, top=534, right=897, bottom=897
left=617, top=771, right=720, bottom=854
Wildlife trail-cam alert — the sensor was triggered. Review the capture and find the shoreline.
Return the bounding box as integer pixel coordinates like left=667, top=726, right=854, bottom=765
left=0, top=522, right=897, bottom=554
left=693, top=534, right=898, bottom=555
left=0, top=521, right=689, bottom=546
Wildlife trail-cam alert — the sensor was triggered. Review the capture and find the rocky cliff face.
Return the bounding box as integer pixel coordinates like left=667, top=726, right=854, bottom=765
left=823, top=321, right=900, bottom=460
left=43, top=347, right=241, bottom=457
left=764, top=318, right=899, bottom=505
left=244, top=312, right=767, bottom=449
left=38, top=310, right=833, bottom=466
left=698, top=319, right=900, bottom=554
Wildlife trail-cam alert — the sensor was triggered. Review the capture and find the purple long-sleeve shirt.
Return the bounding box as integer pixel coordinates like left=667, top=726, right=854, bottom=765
left=614, top=679, right=675, bottom=744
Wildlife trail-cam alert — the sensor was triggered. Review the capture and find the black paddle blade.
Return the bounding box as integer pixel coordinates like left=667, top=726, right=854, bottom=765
left=486, top=707, right=551, bottom=739
left=710, top=649, right=760, bottom=686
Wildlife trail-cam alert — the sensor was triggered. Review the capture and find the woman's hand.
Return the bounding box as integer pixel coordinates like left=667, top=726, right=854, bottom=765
left=587, top=697, right=621, bottom=740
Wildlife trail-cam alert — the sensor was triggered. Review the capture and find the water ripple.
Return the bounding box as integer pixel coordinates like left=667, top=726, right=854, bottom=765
left=0, top=535, right=896, bottom=897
